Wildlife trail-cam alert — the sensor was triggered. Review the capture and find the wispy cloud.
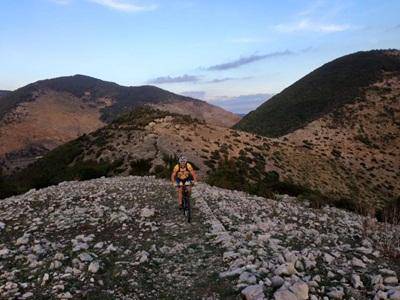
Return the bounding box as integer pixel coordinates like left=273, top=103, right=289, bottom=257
left=297, top=0, right=325, bottom=16
left=148, top=74, right=200, bottom=84
left=88, top=0, right=157, bottom=12
left=206, top=76, right=252, bottom=83
left=206, top=50, right=294, bottom=71
left=386, top=24, right=400, bottom=32
left=275, top=19, right=350, bottom=33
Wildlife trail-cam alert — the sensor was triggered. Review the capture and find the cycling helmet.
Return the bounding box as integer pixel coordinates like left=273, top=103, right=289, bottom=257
left=179, top=155, right=188, bottom=164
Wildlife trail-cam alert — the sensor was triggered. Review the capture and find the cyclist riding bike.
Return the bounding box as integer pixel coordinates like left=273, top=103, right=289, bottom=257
left=171, top=155, right=197, bottom=209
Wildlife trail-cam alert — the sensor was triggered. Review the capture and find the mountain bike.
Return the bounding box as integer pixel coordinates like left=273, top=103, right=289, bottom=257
left=181, top=182, right=193, bottom=223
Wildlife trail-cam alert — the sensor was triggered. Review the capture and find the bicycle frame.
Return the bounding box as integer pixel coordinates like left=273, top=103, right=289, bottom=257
left=181, top=184, right=191, bottom=223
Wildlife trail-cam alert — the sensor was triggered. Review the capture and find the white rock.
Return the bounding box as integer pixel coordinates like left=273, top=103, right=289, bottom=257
left=0, top=248, right=10, bottom=257
left=32, top=244, right=46, bottom=255
left=351, top=274, right=364, bottom=289
left=54, top=252, right=65, bottom=260
left=327, top=287, right=345, bottom=299
left=380, top=269, right=396, bottom=276
left=239, top=272, right=257, bottom=284
left=94, top=242, right=104, bottom=249
left=356, top=247, right=373, bottom=255
left=219, top=268, right=243, bottom=278
left=41, top=273, right=50, bottom=286
left=275, top=263, right=296, bottom=276
left=324, top=253, right=335, bottom=264
left=352, top=257, right=367, bottom=268
left=384, top=277, right=398, bottom=285
left=21, top=292, right=34, bottom=299
left=138, top=251, right=149, bottom=263
left=241, top=284, right=265, bottom=300
left=104, top=244, right=117, bottom=254
left=58, top=292, right=73, bottom=299
left=372, top=275, right=383, bottom=286
left=88, top=261, right=100, bottom=273
left=79, top=253, right=93, bottom=262
left=141, top=207, right=155, bottom=218
left=274, top=289, right=297, bottom=300
left=16, top=235, right=30, bottom=246
left=289, top=281, right=309, bottom=300
left=50, top=260, right=62, bottom=270
left=72, top=242, right=89, bottom=252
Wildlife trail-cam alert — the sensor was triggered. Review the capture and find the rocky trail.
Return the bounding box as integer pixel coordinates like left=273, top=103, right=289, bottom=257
left=0, top=176, right=399, bottom=299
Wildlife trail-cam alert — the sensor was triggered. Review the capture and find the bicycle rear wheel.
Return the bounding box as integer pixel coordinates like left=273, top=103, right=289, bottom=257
left=186, top=195, right=191, bottom=223
left=182, top=188, right=191, bottom=223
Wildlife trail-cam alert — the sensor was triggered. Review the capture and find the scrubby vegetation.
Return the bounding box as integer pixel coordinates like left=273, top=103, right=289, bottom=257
left=206, top=157, right=311, bottom=200
left=235, top=50, right=400, bottom=137
left=0, top=106, right=202, bottom=199
left=206, top=155, right=400, bottom=224
left=0, top=135, right=126, bottom=198
left=112, top=106, right=201, bottom=129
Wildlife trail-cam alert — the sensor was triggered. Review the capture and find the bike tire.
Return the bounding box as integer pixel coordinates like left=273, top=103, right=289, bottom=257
left=182, top=188, right=188, bottom=216
left=187, top=194, right=191, bottom=223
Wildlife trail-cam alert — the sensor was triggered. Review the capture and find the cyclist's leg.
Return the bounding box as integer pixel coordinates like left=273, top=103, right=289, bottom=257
left=186, top=179, right=193, bottom=196
left=176, top=179, right=183, bottom=208
left=178, top=188, right=183, bottom=208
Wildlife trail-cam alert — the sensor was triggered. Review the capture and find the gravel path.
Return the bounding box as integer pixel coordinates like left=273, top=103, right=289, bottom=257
left=0, top=176, right=399, bottom=299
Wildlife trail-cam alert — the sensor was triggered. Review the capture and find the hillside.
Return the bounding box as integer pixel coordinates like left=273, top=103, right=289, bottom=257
left=235, top=49, right=400, bottom=137
left=0, top=90, right=10, bottom=98
left=3, top=106, right=398, bottom=217
left=0, top=176, right=399, bottom=299
left=0, top=75, right=239, bottom=174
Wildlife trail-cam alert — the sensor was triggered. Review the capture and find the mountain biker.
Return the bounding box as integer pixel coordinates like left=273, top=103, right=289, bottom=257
left=171, top=155, right=197, bottom=209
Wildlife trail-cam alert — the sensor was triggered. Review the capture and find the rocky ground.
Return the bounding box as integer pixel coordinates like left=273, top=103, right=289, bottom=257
left=0, top=176, right=399, bottom=299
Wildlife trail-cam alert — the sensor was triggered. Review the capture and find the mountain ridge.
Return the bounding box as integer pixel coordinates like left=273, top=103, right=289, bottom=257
left=234, top=49, right=400, bottom=137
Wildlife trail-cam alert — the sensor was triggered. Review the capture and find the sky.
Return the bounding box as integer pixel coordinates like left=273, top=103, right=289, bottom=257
left=1, top=0, right=399, bottom=113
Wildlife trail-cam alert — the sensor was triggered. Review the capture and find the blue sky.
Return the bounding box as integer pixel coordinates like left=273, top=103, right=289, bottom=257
left=1, top=0, right=399, bottom=113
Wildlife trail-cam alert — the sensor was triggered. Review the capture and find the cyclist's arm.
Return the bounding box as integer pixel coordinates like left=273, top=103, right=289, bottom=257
left=171, top=171, right=176, bottom=184
left=190, top=169, right=198, bottom=182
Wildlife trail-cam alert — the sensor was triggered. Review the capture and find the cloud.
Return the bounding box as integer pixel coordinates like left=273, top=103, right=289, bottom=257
left=180, top=91, right=206, bottom=100
left=148, top=74, right=200, bottom=84
left=88, top=0, right=157, bottom=12
left=297, top=0, right=325, bottom=16
left=208, top=93, right=274, bottom=114
left=274, top=19, right=350, bottom=33
left=206, top=50, right=294, bottom=71
left=386, top=24, right=400, bottom=32
left=206, top=76, right=253, bottom=83
left=207, top=77, right=234, bottom=83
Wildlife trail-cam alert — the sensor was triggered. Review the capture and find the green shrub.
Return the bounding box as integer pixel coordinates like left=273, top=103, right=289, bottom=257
left=130, top=159, right=152, bottom=176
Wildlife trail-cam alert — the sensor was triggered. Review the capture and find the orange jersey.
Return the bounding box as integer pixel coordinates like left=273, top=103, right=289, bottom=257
left=173, top=163, right=193, bottom=180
